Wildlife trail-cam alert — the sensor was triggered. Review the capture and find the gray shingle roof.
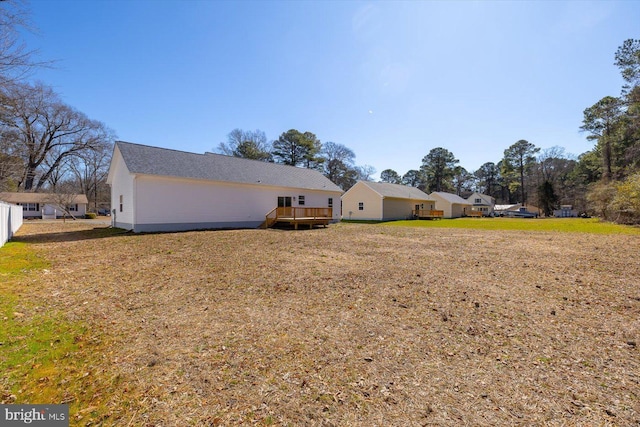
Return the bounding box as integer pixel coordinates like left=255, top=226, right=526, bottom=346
left=430, top=191, right=472, bottom=205
left=0, top=192, right=88, bottom=204
left=115, top=141, right=343, bottom=192
left=359, top=181, right=434, bottom=200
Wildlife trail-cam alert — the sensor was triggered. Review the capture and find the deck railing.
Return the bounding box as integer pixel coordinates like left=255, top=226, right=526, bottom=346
left=264, top=207, right=333, bottom=228
left=276, top=207, right=332, bottom=219
left=412, top=209, right=444, bottom=219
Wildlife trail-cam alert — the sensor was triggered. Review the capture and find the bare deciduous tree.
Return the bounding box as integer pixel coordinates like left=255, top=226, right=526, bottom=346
left=0, top=81, right=115, bottom=191
left=0, top=125, right=23, bottom=190
left=67, top=141, right=113, bottom=212
left=355, top=164, right=376, bottom=182
left=0, top=0, right=49, bottom=85
left=44, top=186, right=82, bottom=220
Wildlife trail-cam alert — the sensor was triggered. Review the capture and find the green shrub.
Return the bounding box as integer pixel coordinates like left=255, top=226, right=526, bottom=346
left=85, top=212, right=97, bottom=219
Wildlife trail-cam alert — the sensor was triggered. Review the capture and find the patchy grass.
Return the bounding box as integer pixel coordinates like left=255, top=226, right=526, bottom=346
left=0, top=241, right=49, bottom=277
left=386, top=217, right=640, bottom=234
left=0, top=225, right=138, bottom=425
left=2, top=220, right=639, bottom=425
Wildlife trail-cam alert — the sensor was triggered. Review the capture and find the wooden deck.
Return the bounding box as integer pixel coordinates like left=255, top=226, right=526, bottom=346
left=411, top=209, right=444, bottom=220
left=264, top=207, right=333, bottom=229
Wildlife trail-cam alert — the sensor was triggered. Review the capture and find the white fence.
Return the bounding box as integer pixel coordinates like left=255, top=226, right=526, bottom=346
left=0, top=201, right=23, bottom=248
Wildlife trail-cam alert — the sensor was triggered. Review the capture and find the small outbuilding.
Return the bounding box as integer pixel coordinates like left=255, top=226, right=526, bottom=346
left=429, top=192, right=472, bottom=218
left=106, top=141, right=343, bottom=232
left=341, top=181, right=436, bottom=221
left=553, top=205, right=578, bottom=217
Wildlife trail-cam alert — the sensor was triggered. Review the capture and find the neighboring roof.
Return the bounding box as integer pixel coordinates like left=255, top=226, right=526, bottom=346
left=111, top=141, right=343, bottom=193
left=430, top=192, right=472, bottom=205
left=353, top=181, right=434, bottom=201
left=0, top=192, right=88, bottom=204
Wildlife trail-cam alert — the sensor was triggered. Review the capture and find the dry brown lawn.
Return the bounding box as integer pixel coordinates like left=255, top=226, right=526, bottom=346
left=8, top=221, right=640, bottom=426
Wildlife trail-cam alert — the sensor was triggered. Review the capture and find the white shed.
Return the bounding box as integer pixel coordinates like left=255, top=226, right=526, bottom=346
left=429, top=192, right=472, bottom=218
left=341, top=181, right=435, bottom=221
left=106, top=141, right=343, bottom=232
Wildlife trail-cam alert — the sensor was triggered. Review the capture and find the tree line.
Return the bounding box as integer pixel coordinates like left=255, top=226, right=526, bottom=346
left=0, top=1, right=114, bottom=213
left=216, top=128, right=376, bottom=191
left=216, top=40, right=639, bottom=223
left=377, top=39, right=639, bottom=223
left=1, top=0, right=636, bottom=223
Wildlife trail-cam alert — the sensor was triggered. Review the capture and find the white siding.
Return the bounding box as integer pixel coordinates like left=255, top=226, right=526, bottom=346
left=134, top=175, right=341, bottom=231
left=21, top=204, right=42, bottom=219
left=41, top=203, right=88, bottom=219
left=108, top=147, right=136, bottom=229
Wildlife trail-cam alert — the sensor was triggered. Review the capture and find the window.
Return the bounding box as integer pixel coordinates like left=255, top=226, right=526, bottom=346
left=119, top=195, right=123, bottom=212
left=358, top=202, right=364, bottom=211
left=68, top=204, right=78, bottom=212
left=298, top=195, right=305, bottom=206
left=328, top=197, right=333, bottom=208
left=20, top=203, right=39, bottom=211
left=475, top=198, right=482, bottom=204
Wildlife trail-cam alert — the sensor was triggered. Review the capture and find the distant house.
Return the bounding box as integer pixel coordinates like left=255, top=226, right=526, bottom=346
left=106, top=141, right=343, bottom=232
left=341, top=181, right=436, bottom=221
left=429, top=192, right=472, bottom=218
left=466, top=192, right=495, bottom=216
left=0, top=192, right=88, bottom=219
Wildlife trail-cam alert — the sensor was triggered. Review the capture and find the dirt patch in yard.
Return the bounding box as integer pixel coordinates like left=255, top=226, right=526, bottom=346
left=7, top=221, right=640, bottom=425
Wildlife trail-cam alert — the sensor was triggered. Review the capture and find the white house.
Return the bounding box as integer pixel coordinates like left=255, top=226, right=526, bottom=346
left=466, top=192, right=495, bottom=216
left=429, top=192, right=472, bottom=218
left=0, top=192, right=88, bottom=219
left=106, top=141, right=344, bottom=232
left=341, top=181, right=435, bottom=221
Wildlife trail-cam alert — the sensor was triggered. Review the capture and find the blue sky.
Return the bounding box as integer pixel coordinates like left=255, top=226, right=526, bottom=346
left=23, top=0, right=640, bottom=179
